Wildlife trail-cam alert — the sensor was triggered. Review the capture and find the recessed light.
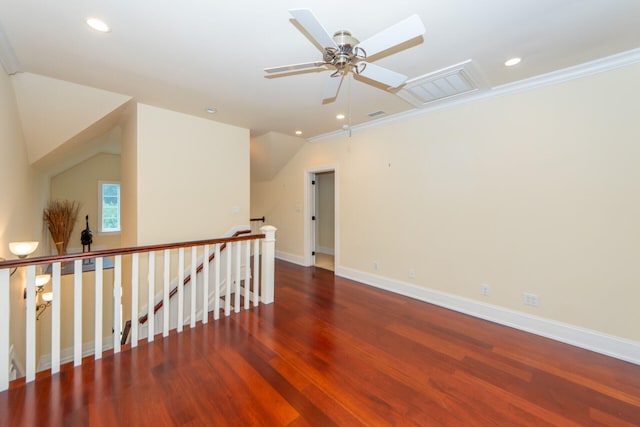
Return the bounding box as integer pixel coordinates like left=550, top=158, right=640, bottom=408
left=504, top=57, right=521, bottom=67
left=205, top=107, right=217, bottom=114
left=336, top=114, right=345, bottom=120
left=295, top=130, right=302, bottom=135
left=86, top=18, right=111, bottom=33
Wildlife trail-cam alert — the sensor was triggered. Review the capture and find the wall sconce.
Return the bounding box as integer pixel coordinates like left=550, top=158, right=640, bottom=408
left=1, top=241, right=39, bottom=276
left=9, top=241, right=39, bottom=258
left=22, top=273, right=52, bottom=320
left=37, top=290, right=53, bottom=320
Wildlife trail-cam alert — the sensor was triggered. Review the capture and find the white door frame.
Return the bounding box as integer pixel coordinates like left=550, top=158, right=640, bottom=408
left=304, top=165, right=339, bottom=267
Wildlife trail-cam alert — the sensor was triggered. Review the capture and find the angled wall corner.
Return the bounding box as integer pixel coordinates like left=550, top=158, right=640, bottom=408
left=10, top=72, right=131, bottom=165
left=250, top=131, right=306, bottom=182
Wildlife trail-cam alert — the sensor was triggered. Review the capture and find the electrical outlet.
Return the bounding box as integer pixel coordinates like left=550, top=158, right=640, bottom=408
left=373, top=261, right=379, bottom=271
left=408, top=269, right=416, bottom=279
left=523, top=293, right=539, bottom=307
left=480, top=284, right=490, bottom=297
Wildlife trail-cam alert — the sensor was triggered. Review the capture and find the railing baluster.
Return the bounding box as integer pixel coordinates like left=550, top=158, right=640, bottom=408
left=131, top=253, right=139, bottom=347
left=225, top=242, right=231, bottom=316
left=73, top=259, right=82, bottom=366
left=261, top=226, right=277, bottom=304
left=113, top=255, right=122, bottom=354
left=178, top=248, right=184, bottom=333
left=148, top=252, right=155, bottom=342
left=190, top=246, right=197, bottom=327
left=51, top=262, right=61, bottom=373
left=244, top=241, right=251, bottom=310
left=234, top=242, right=241, bottom=313
left=214, top=244, right=221, bottom=320
left=95, top=257, right=103, bottom=359
left=25, top=266, right=36, bottom=381
left=253, top=239, right=260, bottom=307
left=202, top=244, right=210, bottom=324
left=0, top=269, right=9, bottom=391
left=163, top=249, right=170, bottom=337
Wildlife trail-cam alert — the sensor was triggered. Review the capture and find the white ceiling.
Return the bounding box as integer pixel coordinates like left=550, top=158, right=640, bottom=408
left=1, top=0, right=639, bottom=139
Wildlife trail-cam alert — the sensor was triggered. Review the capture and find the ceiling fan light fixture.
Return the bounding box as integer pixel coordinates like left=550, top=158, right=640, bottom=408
left=86, top=18, right=111, bottom=33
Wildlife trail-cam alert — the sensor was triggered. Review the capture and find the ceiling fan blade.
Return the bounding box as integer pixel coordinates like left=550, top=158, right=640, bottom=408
left=264, top=61, right=326, bottom=74
left=289, top=9, right=338, bottom=49
left=323, top=74, right=344, bottom=100
left=356, top=14, right=425, bottom=57
left=357, top=62, right=407, bottom=88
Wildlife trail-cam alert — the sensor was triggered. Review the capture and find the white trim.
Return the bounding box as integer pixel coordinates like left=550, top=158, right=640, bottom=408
left=39, top=340, right=114, bottom=371
left=275, top=250, right=307, bottom=266
left=335, top=265, right=640, bottom=366
left=309, top=48, right=640, bottom=143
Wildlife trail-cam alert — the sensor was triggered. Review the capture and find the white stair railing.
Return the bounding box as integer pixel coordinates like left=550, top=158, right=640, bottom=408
left=0, top=225, right=276, bottom=392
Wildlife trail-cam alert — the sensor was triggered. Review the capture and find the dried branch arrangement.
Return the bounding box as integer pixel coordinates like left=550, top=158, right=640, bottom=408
left=43, top=200, right=80, bottom=255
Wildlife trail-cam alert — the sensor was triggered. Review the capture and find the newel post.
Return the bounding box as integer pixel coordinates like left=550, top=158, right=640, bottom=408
left=260, top=225, right=277, bottom=304
left=0, top=268, right=9, bottom=391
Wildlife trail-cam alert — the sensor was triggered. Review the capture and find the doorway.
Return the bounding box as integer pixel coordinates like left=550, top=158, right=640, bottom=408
left=314, top=171, right=335, bottom=270
left=305, top=166, right=338, bottom=271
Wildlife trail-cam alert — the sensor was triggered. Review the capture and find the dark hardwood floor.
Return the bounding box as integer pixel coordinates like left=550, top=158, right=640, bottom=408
left=1, top=260, right=639, bottom=426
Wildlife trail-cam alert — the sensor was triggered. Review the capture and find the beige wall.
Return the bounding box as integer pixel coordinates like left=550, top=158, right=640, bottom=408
left=120, top=104, right=138, bottom=249
left=136, top=103, right=250, bottom=245
left=0, top=71, right=46, bottom=372
left=11, top=73, right=130, bottom=165
left=251, top=62, right=640, bottom=342
left=50, top=152, right=121, bottom=253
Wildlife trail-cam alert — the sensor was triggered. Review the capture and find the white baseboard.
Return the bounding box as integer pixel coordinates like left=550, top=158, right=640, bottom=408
left=276, top=250, right=307, bottom=266
left=38, top=340, right=115, bottom=371
left=335, top=266, right=640, bottom=366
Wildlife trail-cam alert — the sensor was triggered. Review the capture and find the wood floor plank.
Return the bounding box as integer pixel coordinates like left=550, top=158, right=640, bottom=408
left=1, top=260, right=639, bottom=426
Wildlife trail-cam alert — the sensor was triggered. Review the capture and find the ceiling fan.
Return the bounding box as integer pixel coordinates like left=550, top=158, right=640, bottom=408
left=265, top=9, right=426, bottom=102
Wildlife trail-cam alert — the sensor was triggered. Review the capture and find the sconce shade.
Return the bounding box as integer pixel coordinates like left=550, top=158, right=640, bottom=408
left=41, top=292, right=53, bottom=303
left=35, top=274, right=51, bottom=287
left=9, top=241, right=39, bottom=258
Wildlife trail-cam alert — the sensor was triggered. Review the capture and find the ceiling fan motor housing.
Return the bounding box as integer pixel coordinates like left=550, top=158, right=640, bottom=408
left=325, top=30, right=361, bottom=71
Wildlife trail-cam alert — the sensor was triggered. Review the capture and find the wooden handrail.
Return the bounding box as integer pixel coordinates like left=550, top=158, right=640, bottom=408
left=0, top=232, right=263, bottom=269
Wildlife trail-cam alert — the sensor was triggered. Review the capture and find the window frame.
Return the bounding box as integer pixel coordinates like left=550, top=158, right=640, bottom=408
left=98, top=180, right=121, bottom=234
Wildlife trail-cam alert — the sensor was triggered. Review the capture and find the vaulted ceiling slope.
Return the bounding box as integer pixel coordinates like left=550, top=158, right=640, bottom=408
left=1, top=1, right=639, bottom=139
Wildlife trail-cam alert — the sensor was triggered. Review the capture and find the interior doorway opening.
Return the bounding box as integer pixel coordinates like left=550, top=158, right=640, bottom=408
left=313, top=171, right=335, bottom=271
left=305, top=166, right=338, bottom=271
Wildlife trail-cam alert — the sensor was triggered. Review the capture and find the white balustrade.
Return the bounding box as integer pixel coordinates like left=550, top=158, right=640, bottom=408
left=131, top=253, right=139, bottom=346
left=95, top=257, right=103, bottom=359
left=0, top=228, right=276, bottom=392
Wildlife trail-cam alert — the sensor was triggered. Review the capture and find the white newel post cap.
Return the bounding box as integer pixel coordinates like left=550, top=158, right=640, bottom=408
left=260, top=225, right=277, bottom=240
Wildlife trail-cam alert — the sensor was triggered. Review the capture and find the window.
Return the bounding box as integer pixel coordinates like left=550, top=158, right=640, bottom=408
left=99, top=181, right=121, bottom=233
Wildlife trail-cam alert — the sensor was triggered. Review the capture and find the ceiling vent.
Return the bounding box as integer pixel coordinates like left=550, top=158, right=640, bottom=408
left=367, top=110, right=386, bottom=118
left=397, top=60, right=486, bottom=108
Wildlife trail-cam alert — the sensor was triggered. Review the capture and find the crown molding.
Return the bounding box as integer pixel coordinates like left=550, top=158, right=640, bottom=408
left=309, top=48, right=640, bottom=143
